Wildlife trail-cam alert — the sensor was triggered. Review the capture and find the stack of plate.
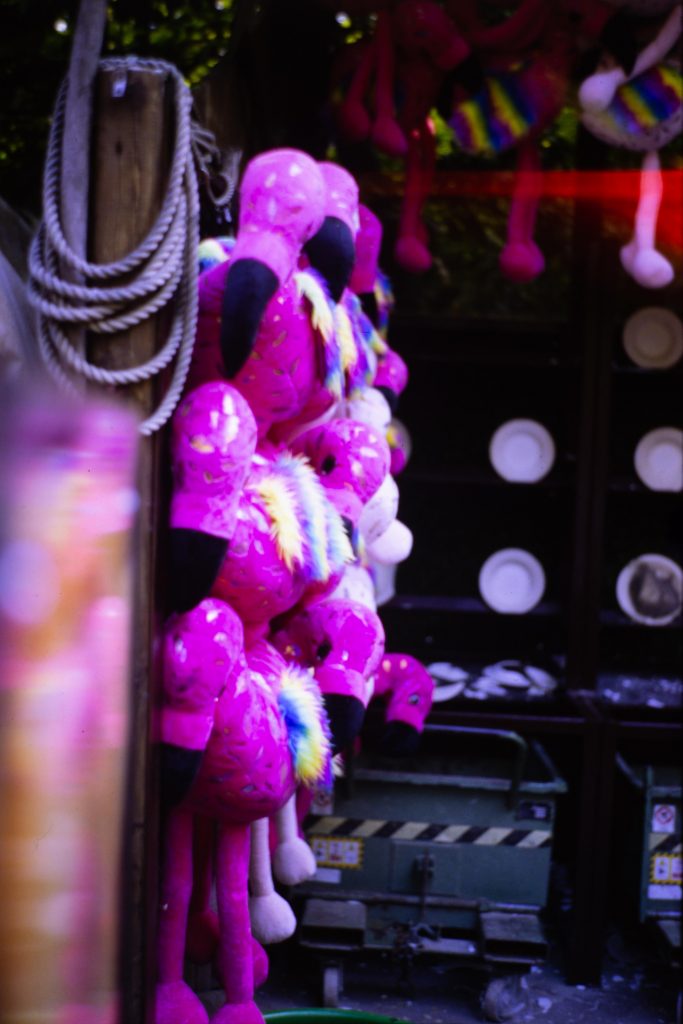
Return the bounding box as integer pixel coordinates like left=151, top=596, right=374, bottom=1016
left=428, top=660, right=558, bottom=701
left=427, top=662, right=469, bottom=702
left=622, top=308, right=683, bottom=370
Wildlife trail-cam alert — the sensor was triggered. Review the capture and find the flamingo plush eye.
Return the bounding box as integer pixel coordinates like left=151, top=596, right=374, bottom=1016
left=317, top=641, right=332, bottom=661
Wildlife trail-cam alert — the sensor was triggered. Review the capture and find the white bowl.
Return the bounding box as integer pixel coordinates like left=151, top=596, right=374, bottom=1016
left=634, top=427, right=683, bottom=492
left=622, top=308, right=683, bottom=370
left=489, top=419, right=556, bottom=483
left=478, top=548, right=546, bottom=614
left=616, top=553, right=682, bottom=626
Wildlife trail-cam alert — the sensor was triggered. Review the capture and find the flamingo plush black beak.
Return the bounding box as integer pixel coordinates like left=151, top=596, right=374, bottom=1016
left=303, top=215, right=356, bottom=302
left=220, top=258, right=279, bottom=377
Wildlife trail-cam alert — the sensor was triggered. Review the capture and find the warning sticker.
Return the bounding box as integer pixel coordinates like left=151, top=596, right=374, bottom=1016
left=310, top=785, right=334, bottom=816
left=652, top=804, right=677, bottom=834
left=650, top=852, right=682, bottom=886
left=648, top=883, right=682, bottom=901
left=310, top=835, right=363, bottom=870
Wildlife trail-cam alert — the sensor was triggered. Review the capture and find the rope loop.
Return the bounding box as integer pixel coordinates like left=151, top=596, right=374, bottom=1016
left=28, top=56, right=208, bottom=435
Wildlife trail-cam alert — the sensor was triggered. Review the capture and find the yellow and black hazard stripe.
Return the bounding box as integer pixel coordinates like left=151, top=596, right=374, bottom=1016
left=305, top=815, right=552, bottom=849
left=649, top=833, right=682, bottom=854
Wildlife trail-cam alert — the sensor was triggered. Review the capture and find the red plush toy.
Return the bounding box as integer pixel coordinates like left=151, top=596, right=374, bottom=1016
left=335, top=1, right=471, bottom=272
left=445, top=0, right=573, bottom=282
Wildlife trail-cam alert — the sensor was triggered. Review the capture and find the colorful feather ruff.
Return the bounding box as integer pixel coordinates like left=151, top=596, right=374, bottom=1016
left=342, top=293, right=385, bottom=398
left=373, top=269, right=395, bottom=340
left=295, top=268, right=344, bottom=400
left=197, top=235, right=235, bottom=274
left=253, top=471, right=304, bottom=572
left=277, top=665, right=332, bottom=786
left=252, top=453, right=353, bottom=582
left=333, top=301, right=359, bottom=379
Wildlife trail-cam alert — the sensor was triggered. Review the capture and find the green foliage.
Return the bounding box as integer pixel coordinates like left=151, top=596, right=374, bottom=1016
left=374, top=193, right=576, bottom=322
left=0, top=0, right=235, bottom=218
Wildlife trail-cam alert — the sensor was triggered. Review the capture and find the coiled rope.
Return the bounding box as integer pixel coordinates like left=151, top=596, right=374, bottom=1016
left=28, top=56, right=207, bottom=436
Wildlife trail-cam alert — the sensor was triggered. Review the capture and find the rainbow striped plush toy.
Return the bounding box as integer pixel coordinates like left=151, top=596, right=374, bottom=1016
left=579, top=1, right=681, bottom=288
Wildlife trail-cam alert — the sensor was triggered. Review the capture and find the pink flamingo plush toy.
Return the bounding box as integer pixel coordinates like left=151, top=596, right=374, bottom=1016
left=187, top=147, right=342, bottom=442
left=157, top=381, right=332, bottom=1024
left=156, top=598, right=328, bottom=1024
left=335, top=1, right=471, bottom=272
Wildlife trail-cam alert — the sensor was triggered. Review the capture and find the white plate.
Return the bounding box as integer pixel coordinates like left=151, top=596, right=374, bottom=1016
left=430, top=679, right=467, bottom=702
left=427, top=663, right=470, bottom=703
left=616, top=553, right=682, bottom=626
left=634, top=427, right=683, bottom=492
left=622, top=308, right=683, bottom=369
left=427, top=662, right=470, bottom=683
left=482, top=660, right=558, bottom=693
left=489, top=419, right=556, bottom=483
left=478, top=548, right=546, bottom=614
left=482, top=661, right=530, bottom=688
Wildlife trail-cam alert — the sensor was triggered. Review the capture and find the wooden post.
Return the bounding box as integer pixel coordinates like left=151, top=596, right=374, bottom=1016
left=87, top=66, right=175, bottom=1024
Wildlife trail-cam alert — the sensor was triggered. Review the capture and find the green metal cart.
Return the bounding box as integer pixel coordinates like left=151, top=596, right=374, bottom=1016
left=292, top=725, right=567, bottom=1019
left=615, top=754, right=681, bottom=966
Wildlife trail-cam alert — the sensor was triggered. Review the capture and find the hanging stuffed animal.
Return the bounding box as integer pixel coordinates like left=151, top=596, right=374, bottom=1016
left=155, top=598, right=329, bottom=1024
left=183, top=639, right=331, bottom=958
left=335, top=1, right=471, bottom=272
left=578, top=2, right=682, bottom=288
left=168, top=382, right=392, bottom=748
left=187, top=147, right=343, bottom=445
left=156, top=382, right=330, bottom=1024
left=269, top=159, right=366, bottom=445
left=444, top=0, right=573, bottom=282
left=344, top=202, right=411, bottom=477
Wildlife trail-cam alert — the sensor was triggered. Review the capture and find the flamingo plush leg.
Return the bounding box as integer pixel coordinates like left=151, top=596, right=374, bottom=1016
left=338, top=34, right=376, bottom=143
left=186, top=814, right=218, bottom=964
left=371, top=9, right=408, bottom=156
left=212, top=822, right=264, bottom=1024
left=186, top=816, right=269, bottom=987
left=499, top=140, right=545, bottom=283
left=272, top=794, right=317, bottom=885
left=395, top=121, right=435, bottom=273
left=620, top=150, right=674, bottom=289
left=155, top=807, right=209, bottom=1024
left=248, top=816, right=297, bottom=945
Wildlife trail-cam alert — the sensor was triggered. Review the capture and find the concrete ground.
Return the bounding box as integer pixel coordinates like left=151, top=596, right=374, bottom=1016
left=198, top=919, right=681, bottom=1024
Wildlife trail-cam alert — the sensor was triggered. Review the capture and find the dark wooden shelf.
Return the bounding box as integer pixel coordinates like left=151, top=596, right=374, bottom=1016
left=387, top=594, right=564, bottom=618
left=605, top=477, right=682, bottom=495
left=610, top=361, right=683, bottom=377
left=389, top=314, right=580, bottom=369
left=599, top=608, right=682, bottom=630
left=405, top=465, right=576, bottom=490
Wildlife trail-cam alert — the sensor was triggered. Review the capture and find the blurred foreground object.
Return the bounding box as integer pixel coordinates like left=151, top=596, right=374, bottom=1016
left=0, top=382, right=139, bottom=1024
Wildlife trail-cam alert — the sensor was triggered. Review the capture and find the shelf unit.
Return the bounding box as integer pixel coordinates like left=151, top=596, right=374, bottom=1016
left=372, top=163, right=682, bottom=984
